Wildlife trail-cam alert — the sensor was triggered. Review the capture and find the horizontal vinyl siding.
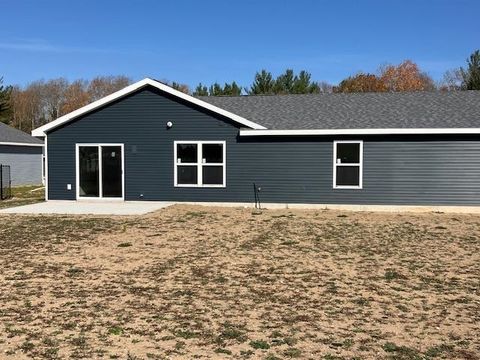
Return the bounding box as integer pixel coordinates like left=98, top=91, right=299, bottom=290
left=0, top=145, right=43, bottom=186
left=47, top=86, right=480, bottom=205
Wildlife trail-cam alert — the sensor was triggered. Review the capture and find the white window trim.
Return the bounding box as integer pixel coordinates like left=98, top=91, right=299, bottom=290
left=174, top=141, right=226, bottom=188
left=333, top=140, right=363, bottom=190
left=75, top=143, right=125, bottom=200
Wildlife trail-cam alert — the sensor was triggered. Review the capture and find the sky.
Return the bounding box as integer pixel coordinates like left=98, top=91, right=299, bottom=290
left=1, top=0, right=479, bottom=88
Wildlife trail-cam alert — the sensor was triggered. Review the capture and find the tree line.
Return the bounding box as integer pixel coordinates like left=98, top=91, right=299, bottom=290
left=0, top=50, right=479, bottom=133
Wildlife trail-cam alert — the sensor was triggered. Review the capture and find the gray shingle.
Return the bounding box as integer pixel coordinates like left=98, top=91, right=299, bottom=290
left=199, top=91, right=480, bottom=130
left=0, top=122, right=44, bottom=144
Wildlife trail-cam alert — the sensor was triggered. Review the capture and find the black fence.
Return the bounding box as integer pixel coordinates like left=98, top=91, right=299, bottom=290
left=0, top=164, right=12, bottom=200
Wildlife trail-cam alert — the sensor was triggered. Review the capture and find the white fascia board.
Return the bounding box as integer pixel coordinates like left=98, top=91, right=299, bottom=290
left=32, top=78, right=266, bottom=136
left=0, top=141, right=44, bottom=147
left=239, top=128, right=480, bottom=136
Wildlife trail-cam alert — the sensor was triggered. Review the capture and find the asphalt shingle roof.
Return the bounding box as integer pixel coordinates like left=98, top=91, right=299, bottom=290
left=0, top=122, right=43, bottom=145
left=199, top=91, right=480, bottom=130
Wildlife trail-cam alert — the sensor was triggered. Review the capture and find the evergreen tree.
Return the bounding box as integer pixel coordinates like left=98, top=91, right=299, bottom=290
left=0, top=77, right=12, bottom=124
left=208, top=83, right=224, bottom=96
left=248, top=70, right=275, bottom=94
left=170, top=81, right=190, bottom=94
left=222, top=81, right=242, bottom=96
left=292, top=70, right=320, bottom=94
left=193, top=83, right=208, bottom=96
left=274, top=69, right=295, bottom=94
left=460, top=50, right=480, bottom=90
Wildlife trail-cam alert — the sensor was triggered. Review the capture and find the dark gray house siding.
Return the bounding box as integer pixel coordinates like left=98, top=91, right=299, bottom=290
left=0, top=145, right=43, bottom=186
left=46, top=86, right=480, bottom=205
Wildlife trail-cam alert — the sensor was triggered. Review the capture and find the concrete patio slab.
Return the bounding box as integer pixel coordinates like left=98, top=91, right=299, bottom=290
left=0, top=201, right=174, bottom=215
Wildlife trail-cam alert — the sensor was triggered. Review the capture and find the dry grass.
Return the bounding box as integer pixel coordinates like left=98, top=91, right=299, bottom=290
left=0, top=186, right=44, bottom=209
left=0, top=205, right=479, bottom=359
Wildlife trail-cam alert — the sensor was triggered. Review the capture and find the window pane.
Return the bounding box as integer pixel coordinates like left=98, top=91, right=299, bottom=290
left=336, top=143, right=360, bottom=164
left=79, top=146, right=99, bottom=197
left=177, top=165, right=197, bottom=184
left=336, top=166, right=360, bottom=186
left=177, top=144, right=197, bottom=163
left=203, top=166, right=223, bottom=185
left=202, top=144, right=223, bottom=163
left=102, top=146, right=122, bottom=198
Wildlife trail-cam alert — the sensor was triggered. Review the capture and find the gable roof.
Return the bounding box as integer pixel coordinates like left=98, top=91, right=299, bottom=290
left=199, top=91, right=480, bottom=136
left=0, top=122, right=44, bottom=146
left=31, top=78, right=266, bottom=137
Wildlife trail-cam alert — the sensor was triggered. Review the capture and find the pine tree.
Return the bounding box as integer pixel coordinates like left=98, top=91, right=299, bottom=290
left=248, top=70, right=275, bottom=94
left=208, top=83, right=224, bottom=96
left=193, top=83, right=208, bottom=96
left=222, top=81, right=242, bottom=96
left=274, top=69, right=295, bottom=94
left=292, top=70, right=320, bottom=94
left=460, top=50, right=480, bottom=90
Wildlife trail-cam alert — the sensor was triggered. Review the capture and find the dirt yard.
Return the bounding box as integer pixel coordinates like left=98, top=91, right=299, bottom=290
left=0, top=205, right=479, bottom=359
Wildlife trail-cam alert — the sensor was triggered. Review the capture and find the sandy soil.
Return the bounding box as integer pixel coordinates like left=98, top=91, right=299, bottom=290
left=0, top=205, right=479, bottom=359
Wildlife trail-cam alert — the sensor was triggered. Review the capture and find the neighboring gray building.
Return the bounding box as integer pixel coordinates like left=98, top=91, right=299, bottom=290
left=32, top=78, right=480, bottom=206
left=0, top=122, right=44, bottom=186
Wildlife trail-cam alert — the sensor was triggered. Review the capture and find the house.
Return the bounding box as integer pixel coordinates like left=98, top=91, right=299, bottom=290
left=0, top=122, right=44, bottom=186
left=31, top=78, right=480, bottom=207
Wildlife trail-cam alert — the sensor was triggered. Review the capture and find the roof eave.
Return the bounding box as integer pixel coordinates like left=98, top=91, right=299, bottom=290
left=0, top=141, right=44, bottom=147
left=239, top=128, right=480, bottom=136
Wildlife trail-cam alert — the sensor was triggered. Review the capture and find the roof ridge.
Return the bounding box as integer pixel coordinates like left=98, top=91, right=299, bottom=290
left=197, top=90, right=480, bottom=99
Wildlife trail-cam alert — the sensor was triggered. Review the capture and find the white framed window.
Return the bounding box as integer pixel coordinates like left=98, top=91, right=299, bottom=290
left=174, top=141, right=226, bottom=187
left=333, top=140, right=363, bottom=189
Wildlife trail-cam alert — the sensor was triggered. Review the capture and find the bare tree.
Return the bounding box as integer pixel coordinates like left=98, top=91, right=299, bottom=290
left=62, top=80, right=89, bottom=115
left=440, top=68, right=464, bottom=91
left=9, top=84, right=43, bottom=132
left=87, top=76, right=132, bottom=101
left=42, top=78, right=69, bottom=121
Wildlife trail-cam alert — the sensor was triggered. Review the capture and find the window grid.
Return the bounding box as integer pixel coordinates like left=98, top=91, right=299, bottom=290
left=333, top=140, right=363, bottom=189
left=174, top=141, right=226, bottom=188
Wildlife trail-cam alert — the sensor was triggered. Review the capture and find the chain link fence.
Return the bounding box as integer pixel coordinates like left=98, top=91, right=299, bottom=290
left=0, top=165, right=12, bottom=200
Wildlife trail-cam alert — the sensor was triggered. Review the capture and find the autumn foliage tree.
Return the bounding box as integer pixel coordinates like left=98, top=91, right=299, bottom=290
left=335, top=60, right=435, bottom=93
left=379, top=60, right=435, bottom=92
left=335, top=73, right=386, bottom=93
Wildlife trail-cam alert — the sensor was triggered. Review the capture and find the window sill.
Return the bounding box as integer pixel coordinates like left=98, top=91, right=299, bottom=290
left=333, top=186, right=363, bottom=190
left=174, top=184, right=226, bottom=188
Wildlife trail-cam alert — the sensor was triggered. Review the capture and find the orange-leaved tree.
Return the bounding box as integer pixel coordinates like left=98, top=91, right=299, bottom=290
left=379, top=60, right=435, bottom=92
left=334, top=73, right=386, bottom=93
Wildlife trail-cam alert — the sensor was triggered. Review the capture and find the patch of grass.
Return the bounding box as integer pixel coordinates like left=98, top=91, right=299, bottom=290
left=216, top=323, right=247, bottom=344
left=265, top=354, right=282, bottom=360
left=424, top=343, right=455, bottom=357
left=117, top=242, right=132, bottom=248
left=250, top=340, right=270, bottom=350
left=19, top=340, right=35, bottom=352
left=71, top=335, right=87, bottom=347
left=66, top=267, right=84, bottom=276
left=174, top=341, right=185, bottom=350
left=0, top=185, right=44, bottom=209
left=284, top=347, right=302, bottom=358
left=384, top=269, right=405, bottom=281
left=108, top=326, right=123, bottom=336
left=323, top=355, right=344, bottom=360
left=175, top=329, right=197, bottom=339
left=215, top=348, right=232, bottom=355
left=383, top=342, right=422, bottom=359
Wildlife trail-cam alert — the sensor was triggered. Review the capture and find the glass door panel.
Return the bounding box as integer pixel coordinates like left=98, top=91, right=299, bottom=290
left=79, top=146, right=99, bottom=197
left=101, top=146, right=123, bottom=198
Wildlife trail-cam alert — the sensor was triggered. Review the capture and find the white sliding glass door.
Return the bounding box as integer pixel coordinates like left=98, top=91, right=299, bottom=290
left=76, top=144, right=124, bottom=200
